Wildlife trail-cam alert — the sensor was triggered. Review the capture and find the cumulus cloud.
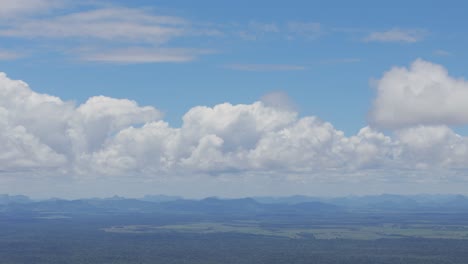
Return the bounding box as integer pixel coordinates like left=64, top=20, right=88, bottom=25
left=0, top=108, right=66, bottom=172
left=2, top=70, right=468, bottom=185
left=370, top=59, right=468, bottom=128
left=0, top=72, right=162, bottom=175
left=396, top=125, right=468, bottom=169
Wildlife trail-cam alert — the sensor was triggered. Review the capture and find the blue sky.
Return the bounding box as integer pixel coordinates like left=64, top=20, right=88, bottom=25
left=3, top=0, right=467, bottom=132
left=1, top=0, right=468, bottom=198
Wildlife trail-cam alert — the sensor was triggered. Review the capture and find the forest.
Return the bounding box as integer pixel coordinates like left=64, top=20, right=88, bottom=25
left=1, top=194, right=468, bottom=263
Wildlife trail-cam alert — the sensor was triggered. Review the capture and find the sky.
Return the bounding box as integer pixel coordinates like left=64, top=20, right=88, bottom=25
left=1, top=0, right=468, bottom=198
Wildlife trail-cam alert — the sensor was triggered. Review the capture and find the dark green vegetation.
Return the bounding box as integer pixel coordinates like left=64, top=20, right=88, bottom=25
left=2, top=194, right=468, bottom=263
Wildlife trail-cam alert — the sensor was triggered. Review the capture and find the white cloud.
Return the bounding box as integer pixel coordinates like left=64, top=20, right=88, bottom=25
left=0, top=72, right=162, bottom=176
left=69, top=95, right=162, bottom=154
left=2, top=70, right=468, bottom=186
left=0, top=73, right=68, bottom=172
left=0, top=2, right=325, bottom=64
left=0, top=109, right=66, bottom=172
left=396, top=125, right=468, bottom=169
left=370, top=59, right=468, bottom=128
left=79, top=47, right=208, bottom=63
left=0, top=4, right=219, bottom=63
left=0, top=0, right=64, bottom=18
left=0, top=7, right=186, bottom=43
left=364, top=28, right=426, bottom=43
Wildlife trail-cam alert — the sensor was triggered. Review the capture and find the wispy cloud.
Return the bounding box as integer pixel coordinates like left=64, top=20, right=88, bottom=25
left=224, top=64, right=306, bottom=72
left=248, top=21, right=279, bottom=33
left=79, top=47, right=212, bottom=64
left=0, top=49, right=23, bottom=60
left=0, top=3, right=220, bottom=64
left=236, top=21, right=321, bottom=41
left=287, top=22, right=321, bottom=39
left=0, top=2, right=325, bottom=64
left=0, top=0, right=65, bottom=18
left=237, top=21, right=280, bottom=40
left=364, top=28, right=427, bottom=43
left=433, top=49, right=451, bottom=57
left=0, top=7, right=188, bottom=43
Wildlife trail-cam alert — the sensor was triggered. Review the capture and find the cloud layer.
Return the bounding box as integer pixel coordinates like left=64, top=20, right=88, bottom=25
left=0, top=1, right=330, bottom=65
left=0, top=2, right=217, bottom=63
left=1, top=63, right=468, bottom=184
left=0, top=0, right=63, bottom=18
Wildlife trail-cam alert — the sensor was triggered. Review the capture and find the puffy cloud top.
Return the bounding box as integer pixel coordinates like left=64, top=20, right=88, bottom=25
left=370, top=59, right=468, bottom=128
left=0, top=72, right=162, bottom=175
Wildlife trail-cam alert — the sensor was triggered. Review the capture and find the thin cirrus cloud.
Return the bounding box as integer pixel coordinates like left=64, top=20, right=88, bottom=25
left=248, top=21, right=280, bottom=33
left=0, top=1, right=327, bottom=64
left=0, top=7, right=188, bottom=43
left=2, top=60, right=468, bottom=184
left=0, top=3, right=325, bottom=65
left=224, top=64, right=306, bottom=72
left=0, top=50, right=22, bottom=60
left=79, top=47, right=212, bottom=64
left=0, top=0, right=64, bottom=18
left=433, top=49, right=452, bottom=57
left=0, top=3, right=218, bottom=63
left=238, top=21, right=321, bottom=41
left=364, top=28, right=427, bottom=43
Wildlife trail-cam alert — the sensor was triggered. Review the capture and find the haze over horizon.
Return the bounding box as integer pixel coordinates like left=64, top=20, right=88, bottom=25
left=1, top=0, right=468, bottom=198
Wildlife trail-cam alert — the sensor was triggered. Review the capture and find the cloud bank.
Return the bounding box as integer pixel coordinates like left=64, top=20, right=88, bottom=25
left=2, top=60, right=468, bottom=186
